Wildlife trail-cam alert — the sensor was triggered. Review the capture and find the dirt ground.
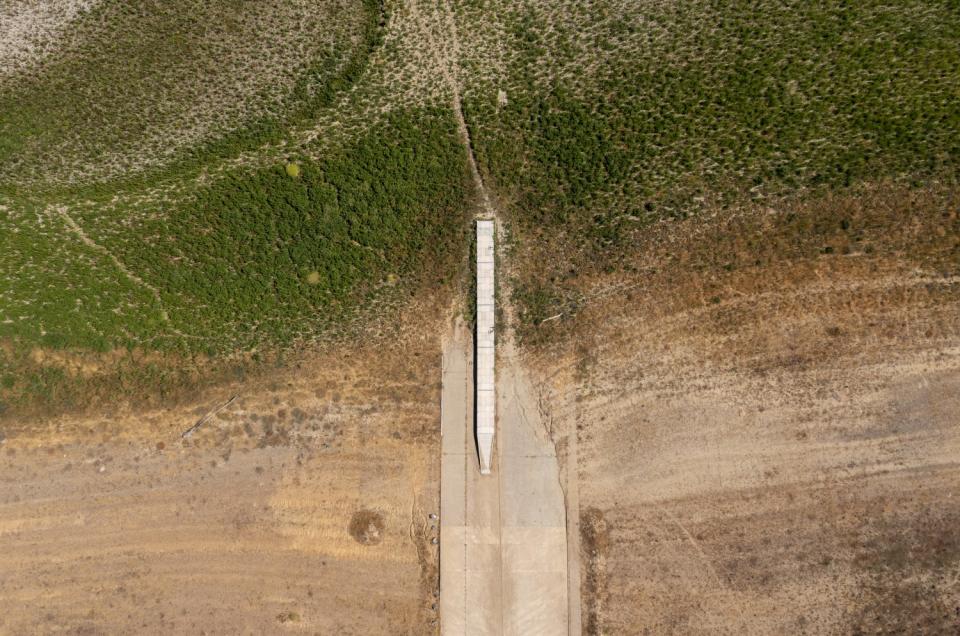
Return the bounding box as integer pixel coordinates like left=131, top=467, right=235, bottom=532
left=0, top=312, right=445, bottom=635
left=528, top=186, right=960, bottom=634
left=1, top=184, right=957, bottom=634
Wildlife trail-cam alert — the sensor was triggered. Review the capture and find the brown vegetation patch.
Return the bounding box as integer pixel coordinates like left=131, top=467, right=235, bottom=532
left=520, top=184, right=960, bottom=398
left=349, top=509, right=386, bottom=546
left=527, top=182, right=960, bottom=633
left=850, top=506, right=960, bottom=634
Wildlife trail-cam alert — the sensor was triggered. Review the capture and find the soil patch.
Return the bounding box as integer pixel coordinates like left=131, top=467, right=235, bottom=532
left=349, top=509, right=386, bottom=546
left=580, top=506, right=610, bottom=635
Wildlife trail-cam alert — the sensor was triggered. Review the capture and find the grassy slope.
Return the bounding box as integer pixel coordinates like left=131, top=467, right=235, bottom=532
left=0, top=1, right=473, bottom=414
left=2, top=110, right=469, bottom=352
left=84, top=109, right=470, bottom=352
left=457, top=0, right=959, bottom=331
left=5, top=0, right=957, bottom=403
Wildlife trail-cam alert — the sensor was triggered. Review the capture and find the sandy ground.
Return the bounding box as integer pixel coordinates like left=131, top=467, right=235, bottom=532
left=439, top=316, right=568, bottom=635
left=0, top=336, right=443, bottom=634
left=0, top=0, right=99, bottom=77
left=527, top=193, right=960, bottom=634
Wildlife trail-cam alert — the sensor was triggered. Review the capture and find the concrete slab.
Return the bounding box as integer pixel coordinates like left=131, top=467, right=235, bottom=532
left=502, top=570, right=568, bottom=636
left=497, top=354, right=569, bottom=636
left=440, top=323, right=503, bottom=635
left=440, top=459, right=466, bottom=525
left=440, top=319, right=569, bottom=635
left=502, top=527, right=568, bottom=572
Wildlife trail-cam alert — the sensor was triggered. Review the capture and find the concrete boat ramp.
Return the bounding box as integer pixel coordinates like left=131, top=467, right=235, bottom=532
left=439, top=319, right=569, bottom=634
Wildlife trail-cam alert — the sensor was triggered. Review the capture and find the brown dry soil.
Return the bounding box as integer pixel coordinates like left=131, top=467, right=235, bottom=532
left=0, top=313, right=444, bottom=634
left=528, top=184, right=960, bottom=634
left=1, top=183, right=958, bottom=634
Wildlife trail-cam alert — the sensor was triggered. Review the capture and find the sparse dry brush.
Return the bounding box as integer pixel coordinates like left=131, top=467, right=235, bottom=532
left=0, top=0, right=367, bottom=186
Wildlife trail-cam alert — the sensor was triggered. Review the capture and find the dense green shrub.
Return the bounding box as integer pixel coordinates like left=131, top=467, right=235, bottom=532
left=0, top=1, right=479, bottom=360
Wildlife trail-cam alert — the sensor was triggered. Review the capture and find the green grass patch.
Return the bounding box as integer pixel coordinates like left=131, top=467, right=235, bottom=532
left=1, top=107, right=471, bottom=355
left=0, top=104, right=472, bottom=417
left=0, top=0, right=482, bottom=417
left=150, top=108, right=471, bottom=351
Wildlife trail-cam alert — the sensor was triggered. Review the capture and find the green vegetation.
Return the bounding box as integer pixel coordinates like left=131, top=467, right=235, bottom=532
left=4, top=0, right=958, bottom=409
left=134, top=108, right=470, bottom=351
left=0, top=0, right=477, bottom=416
left=0, top=0, right=379, bottom=189
left=1, top=108, right=469, bottom=353
left=0, top=105, right=470, bottom=414
left=458, top=0, right=960, bottom=329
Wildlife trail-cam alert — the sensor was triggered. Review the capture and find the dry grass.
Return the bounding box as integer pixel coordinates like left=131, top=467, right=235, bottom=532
left=0, top=324, right=444, bottom=633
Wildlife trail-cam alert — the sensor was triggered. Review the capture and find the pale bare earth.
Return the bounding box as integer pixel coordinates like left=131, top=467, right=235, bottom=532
left=528, top=201, right=960, bottom=634
left=440, top=318, right=569, bottom=635
left=0, top=0, right=100, bottom=77
left=497, top=337, right=569, bottom=635
left=0, top=344, right=441, bottom=634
